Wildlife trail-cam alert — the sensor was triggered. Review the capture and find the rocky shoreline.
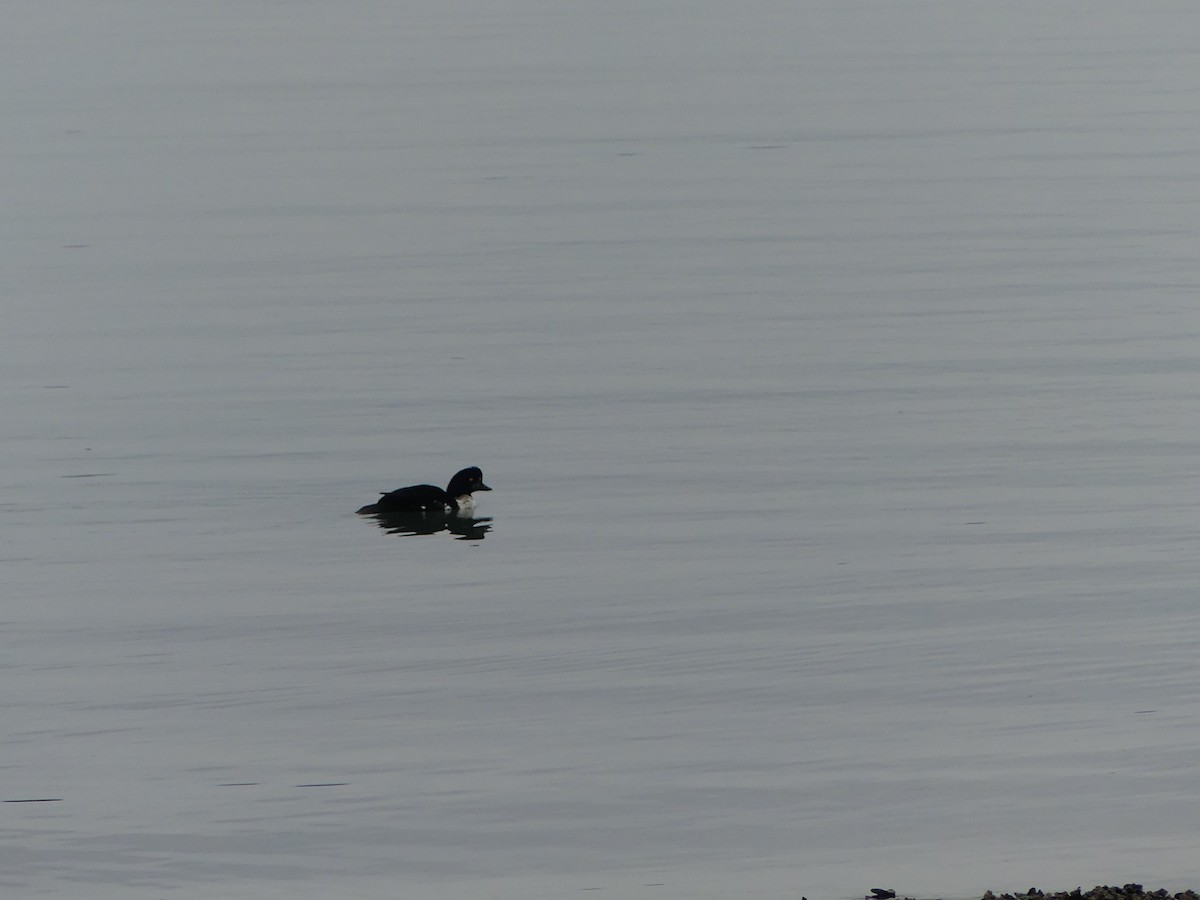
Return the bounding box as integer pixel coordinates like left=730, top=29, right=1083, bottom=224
left=981, top=886, right=1200, bottom=900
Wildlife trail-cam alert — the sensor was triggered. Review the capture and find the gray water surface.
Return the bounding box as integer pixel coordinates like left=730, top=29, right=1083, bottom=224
left=6, top=2, right=1200, bottom=897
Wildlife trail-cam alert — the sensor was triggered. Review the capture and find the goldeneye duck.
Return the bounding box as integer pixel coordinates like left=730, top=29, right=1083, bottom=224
left=357, top=466, right=491, bottom=515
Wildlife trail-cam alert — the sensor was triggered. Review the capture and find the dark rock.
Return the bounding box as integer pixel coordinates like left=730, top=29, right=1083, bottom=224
left=981, top=886, right=1198, bottom=900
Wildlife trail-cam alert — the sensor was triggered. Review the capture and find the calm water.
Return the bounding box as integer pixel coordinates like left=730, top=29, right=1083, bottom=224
left=5, top=2, right=1200, bottom=897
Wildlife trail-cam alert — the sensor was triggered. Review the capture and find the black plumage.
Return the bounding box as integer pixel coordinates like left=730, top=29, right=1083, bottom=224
left=357, top=467, right=491, bottom=514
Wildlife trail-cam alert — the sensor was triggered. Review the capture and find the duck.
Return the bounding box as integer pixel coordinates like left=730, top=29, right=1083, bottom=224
left=357, top=467, right=491, bottom=515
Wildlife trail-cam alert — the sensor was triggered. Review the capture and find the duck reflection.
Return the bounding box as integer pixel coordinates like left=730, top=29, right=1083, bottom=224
left=361, top=508, right=492, bottom=540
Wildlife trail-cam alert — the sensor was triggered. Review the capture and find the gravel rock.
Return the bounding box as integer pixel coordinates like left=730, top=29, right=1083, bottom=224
left=981, top=886, right=1200, bottom=900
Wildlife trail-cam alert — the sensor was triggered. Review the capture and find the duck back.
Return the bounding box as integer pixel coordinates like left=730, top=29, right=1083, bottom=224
left=358, top=484, right=449, bottom=514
